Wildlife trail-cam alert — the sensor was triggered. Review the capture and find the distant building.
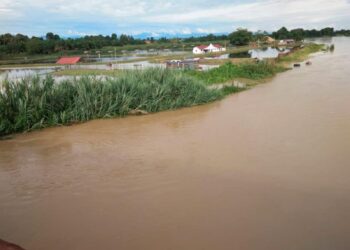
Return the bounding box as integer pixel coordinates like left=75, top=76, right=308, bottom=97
left=278, top=39, right=295, bottom=46
left=56, top=56, right=81, bottom=65
left=193, top=43, right=226, bottom=54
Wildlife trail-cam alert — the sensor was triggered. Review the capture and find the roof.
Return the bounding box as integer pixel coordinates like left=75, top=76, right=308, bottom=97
left=56, top=56, right=81, bottom=65
left=195, top=44, right=223, bottom=50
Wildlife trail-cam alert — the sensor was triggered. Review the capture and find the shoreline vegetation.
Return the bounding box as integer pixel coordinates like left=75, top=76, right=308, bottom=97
left=0, top=43, right=325, bottom=137
left=0, top=69, right=242, bottom=137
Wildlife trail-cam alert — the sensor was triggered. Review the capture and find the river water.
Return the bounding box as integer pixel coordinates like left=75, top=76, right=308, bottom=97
left=1, top=37, right=350, bottom=250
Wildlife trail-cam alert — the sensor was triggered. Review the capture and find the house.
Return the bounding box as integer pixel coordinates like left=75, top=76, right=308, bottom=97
left=56, top=56, right=81, bottom=65
left=278, top=39, right=295, bottom=46
left=193, top=43, right=226, bottom=54
left=193, top=45, right=208, bottom=54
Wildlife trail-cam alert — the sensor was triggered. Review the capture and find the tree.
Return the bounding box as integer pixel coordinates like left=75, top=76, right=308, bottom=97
left=46, top=32, right=60, bottom=41
left=273, top=27, right=290, bottom=39
left=290, top=28, right=305, bottom=41
left=229, top=28, right=253, bottom=46
left=320, top=27, right=334, bottom=36
left=26, top=38, right=44, bottom=54
left=119, top=34, right=129, bottom=45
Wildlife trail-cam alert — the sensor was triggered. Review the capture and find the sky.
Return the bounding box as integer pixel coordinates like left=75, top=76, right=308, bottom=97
left=1, top=0, right=350, bottom=37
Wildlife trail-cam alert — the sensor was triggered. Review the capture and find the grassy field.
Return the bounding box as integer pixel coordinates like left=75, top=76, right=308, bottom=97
left=186, top=62, right=287, bottom=85
left=187, top=43, right=324, bottom=85
left=277, top=43, right=325, bottom=64
left=0, top=68, right=242, bottom=136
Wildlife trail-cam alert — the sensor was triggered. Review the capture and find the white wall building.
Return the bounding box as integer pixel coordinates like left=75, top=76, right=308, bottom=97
left=193, top=43, right=226, bottom=54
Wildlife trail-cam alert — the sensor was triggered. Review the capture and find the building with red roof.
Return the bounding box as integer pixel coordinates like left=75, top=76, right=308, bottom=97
left=56, top=56, right=81, bottom=65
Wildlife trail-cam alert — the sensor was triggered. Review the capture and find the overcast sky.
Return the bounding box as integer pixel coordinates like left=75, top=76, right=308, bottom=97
left=1, top=0, right=350, bottom=37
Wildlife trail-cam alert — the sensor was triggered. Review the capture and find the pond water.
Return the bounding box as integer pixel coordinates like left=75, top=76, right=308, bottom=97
left=113, top=61, right=165, bottom=70
left=1, top=37, right=350, bottom=250
left=133, top=49, right=187, bottom=56
left=217, top=47, right=290, bottom=59
left=88, top=55, right=144, bottom=63
left=87, top=50, right=187, bottom=63
left=0, top=67, right=61, bottom=81
left=248, top=47, right=286, bottom=59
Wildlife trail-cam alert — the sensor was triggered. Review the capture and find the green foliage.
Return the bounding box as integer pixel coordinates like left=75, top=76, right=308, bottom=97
left=229, top=29, right=253, bottom=46
left=290, top=29, right=304, bottom=41
left=0, top=68, right=226, bottom=136
left=273, top=27, right=290, bottom=40
left=277, top=43, right=324, bottom=63
left=25, top=38, right=45, bottom=54
left=187, top=62, right=286, bottom=85
left=272, top=27, right=339, bottom=40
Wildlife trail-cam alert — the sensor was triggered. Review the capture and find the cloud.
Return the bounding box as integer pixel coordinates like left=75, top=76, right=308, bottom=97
left=0, top=0, right=349, bottom=36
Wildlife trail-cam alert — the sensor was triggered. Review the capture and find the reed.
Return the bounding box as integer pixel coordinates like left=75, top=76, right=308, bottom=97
left=0, top=68, right=235, bottom=136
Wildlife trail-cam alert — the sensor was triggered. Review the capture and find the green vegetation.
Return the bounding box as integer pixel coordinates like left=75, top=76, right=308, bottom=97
left=187, top=62, right=287, bottom=85
left=0, top=39, right=327, bottom=136
left=271, top=27, right=345, bottom=41
left=229, top=29, right=253, bottom=46
left=1, top=26, right=348, bottom=66
left=0, top=68, right=242, bottom=136
left=52, top=69, right=120, bottom=76
left=277, top=44, right=325, bottom=63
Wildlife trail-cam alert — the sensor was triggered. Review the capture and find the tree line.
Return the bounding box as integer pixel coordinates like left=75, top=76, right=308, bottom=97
left=1, top=27, right=349, bottom=55
left=228, top=27, right=350, bottom=46
left=0, top=32, right=144, bottom=55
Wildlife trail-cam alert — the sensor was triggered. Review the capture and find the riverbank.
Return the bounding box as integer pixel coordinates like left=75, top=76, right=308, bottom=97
left=0, top=69, right=242, bottom=137
left=0, top=43, right=325, bottom=137
left=1, top=37, right=348, bottom=250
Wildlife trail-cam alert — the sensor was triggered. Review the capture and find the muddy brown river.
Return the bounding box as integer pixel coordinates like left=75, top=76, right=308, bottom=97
left=1, top=37, right=350, bottom=250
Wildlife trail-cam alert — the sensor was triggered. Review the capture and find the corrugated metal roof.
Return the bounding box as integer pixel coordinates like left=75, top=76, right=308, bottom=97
left=56, top=56, right=81, bottom=65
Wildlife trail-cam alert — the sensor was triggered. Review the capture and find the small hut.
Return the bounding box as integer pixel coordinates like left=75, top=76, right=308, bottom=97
left=56, top=56, right=81, bottom=65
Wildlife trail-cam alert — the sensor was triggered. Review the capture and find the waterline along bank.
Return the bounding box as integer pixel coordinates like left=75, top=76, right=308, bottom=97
left=0, top=69, right=242, bottom=137
left=0, top=43, right=325, bottom=137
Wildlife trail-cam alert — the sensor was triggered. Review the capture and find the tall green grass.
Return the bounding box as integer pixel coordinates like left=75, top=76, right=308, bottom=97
left=187, top=62, right=286, bottom=85
left=277, top=43, right=324, bottom=63
left=0, top=68, right=236, bottom=136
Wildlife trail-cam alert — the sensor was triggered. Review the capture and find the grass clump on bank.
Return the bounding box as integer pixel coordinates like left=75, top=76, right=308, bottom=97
left=187, top=62, right=286, bottom=85
left=277, top=43, right=324, bottom=63
left=0, top=68, right=241, bottom=136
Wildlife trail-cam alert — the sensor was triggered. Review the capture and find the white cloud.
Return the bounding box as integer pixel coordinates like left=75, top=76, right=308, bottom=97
left=67, top=30, right=97, bottom=36
left=0, top=0, right=349, bottom=35
left=144, top=0, right=350, bottom=27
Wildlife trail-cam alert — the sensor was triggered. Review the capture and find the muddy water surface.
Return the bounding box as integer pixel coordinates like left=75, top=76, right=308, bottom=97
left=1, top=37, right=350, bottom=250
